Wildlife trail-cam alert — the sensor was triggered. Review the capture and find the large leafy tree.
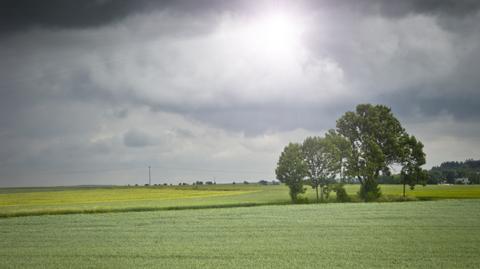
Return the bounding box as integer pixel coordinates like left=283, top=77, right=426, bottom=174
left=336, top=104, right=426, bottom=201
left=302, top=136, right=339, bottom=202
left=276, top=143, right=308, bottom=202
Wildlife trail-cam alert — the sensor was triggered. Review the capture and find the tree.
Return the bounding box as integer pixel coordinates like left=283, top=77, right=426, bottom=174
left=336, top=104, right=426, bottom=201
left=276, top=143, right=308, bottom=202
left=325, top=129, right=351, bottom=183
left=302, top=136, right=339, bottom=202
left=399, top=135, right=428, bottom=199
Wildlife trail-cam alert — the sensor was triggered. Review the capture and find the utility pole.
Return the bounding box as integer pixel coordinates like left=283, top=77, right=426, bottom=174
left=148, top=166, right=151, bottom=186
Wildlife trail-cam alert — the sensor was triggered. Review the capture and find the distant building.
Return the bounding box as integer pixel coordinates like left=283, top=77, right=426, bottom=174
left=454, top=178, right=470, bottom=184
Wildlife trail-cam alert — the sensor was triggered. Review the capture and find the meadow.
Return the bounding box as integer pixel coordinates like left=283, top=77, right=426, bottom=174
left=0, top=199, right=479, bottom=268
left=1, top=184, right=480, bottom=218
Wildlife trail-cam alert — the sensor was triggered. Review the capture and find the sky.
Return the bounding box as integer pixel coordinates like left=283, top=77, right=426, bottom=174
left=1, top=0, right=480, bottom=187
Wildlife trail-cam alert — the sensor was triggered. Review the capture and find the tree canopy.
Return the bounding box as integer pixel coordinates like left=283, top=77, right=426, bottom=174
left=275, top=143, right=308, bottom=202
left=302, top=136, right=339, bottom=202
left=399, top=135, right=428, bottom=197
left=335, top=104, right=426, bottom=201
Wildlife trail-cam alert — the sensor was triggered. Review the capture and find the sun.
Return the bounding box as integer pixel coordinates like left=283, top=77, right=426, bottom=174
left=242, top=10, right=304, bottom=56
left=215, top=9, right=306, bottom=62
left=255, top=12, right=300, bottom=46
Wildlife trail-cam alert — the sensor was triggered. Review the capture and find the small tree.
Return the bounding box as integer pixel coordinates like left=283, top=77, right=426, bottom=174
left=302, top=136, right=339, bottom=202
left=325, top=129, right=351, bottom=183
left=276, top=143, right=308, bottom=202
left=400, top=135, right=428, bottom=199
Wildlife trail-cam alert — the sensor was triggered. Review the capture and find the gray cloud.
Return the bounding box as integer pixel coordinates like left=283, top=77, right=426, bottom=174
left=123, top=129, right=156, bottom=148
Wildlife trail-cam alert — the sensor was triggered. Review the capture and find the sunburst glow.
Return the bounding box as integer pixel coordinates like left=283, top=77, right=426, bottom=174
left=235, top=10, right=305, bottom=57
left=253, top=12, right=302, bottom=48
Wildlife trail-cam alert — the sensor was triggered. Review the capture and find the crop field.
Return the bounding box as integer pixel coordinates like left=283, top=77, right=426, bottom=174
left=1, top=184, right=480, bottom=217
left=1, top=199, right=479, bottom=268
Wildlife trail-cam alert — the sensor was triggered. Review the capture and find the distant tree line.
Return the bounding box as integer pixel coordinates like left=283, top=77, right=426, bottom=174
left=276, top=104, right=428, bottom=202
left=428, top=159, right=480, bottom=184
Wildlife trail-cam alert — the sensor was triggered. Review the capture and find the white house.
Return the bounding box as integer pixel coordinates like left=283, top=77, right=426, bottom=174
left=454, top=178, right=470, bottom=184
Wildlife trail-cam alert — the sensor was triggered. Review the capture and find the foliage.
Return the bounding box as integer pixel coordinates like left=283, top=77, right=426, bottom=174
left=301, top=136, right=339, bottom=202
left=276, top=143, right=308, bottom=202
left=359, top=180, right=381, bottom=201
left=325, top=129, right=351, bottom=182
left=258, top=180, right=269, bottom=185
left=429, top=159, right=480, bottom=184
left=377, top=174, right=401, bottom=184
left=398, top=135, right=428, bottom=199
left=336, top=104, right=426, bottom=201
left=332, top=184, right=350, bottom=202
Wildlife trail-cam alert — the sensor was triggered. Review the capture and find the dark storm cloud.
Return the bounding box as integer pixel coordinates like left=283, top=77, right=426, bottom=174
left=340, top=0, right=480, bottom=17
left=375, top=0, right=480, bottom=17
left=0, top=0, right=143, bottom=34
left=0, top=0, right=251, bottom=36
left=3, top=0, right=480, bottom=34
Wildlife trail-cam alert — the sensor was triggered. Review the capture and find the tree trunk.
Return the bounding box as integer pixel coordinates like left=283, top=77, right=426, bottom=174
left=403, top=181, right=406, bottom=200
left=315, top=185, right=319, bottom=203
left=320, top=185, right=324, bottom=202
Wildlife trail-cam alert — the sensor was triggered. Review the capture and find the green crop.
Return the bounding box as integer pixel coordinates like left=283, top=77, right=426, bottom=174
left=0, top=199, right=479, bottom=268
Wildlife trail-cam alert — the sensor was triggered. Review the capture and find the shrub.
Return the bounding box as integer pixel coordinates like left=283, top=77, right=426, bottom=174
left=359, top=180, right=381, bottom=201
left=322, top=184, right=332, bottom=200
left=293, top=195, right=309, bottom=204
left=332, top=184, right=350, bottom=202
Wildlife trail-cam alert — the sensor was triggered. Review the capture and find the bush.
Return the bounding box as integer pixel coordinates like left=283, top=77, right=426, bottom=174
left=359, top=180, right=381, bottom=201
left=293, top=195, right=309, bottom=204
left=333, top=184, right=350, bottom=202
left=322, top=185, right=332, bottom=200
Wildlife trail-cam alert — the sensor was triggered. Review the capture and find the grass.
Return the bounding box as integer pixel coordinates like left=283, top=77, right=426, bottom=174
left=1, top=184, right=480, bottom=218
left=0, top=199, right=479, bottom=268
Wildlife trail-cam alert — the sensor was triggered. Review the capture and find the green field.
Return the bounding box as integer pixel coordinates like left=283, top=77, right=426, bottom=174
left=1, top=184, right=480, bottom=217
left=1, top=199, right=479, bottom=268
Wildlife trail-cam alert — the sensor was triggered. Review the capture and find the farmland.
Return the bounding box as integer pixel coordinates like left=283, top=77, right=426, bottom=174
left=1, top=184, right=480, bottom=218
left=1, top=199, right=479, bottom=268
